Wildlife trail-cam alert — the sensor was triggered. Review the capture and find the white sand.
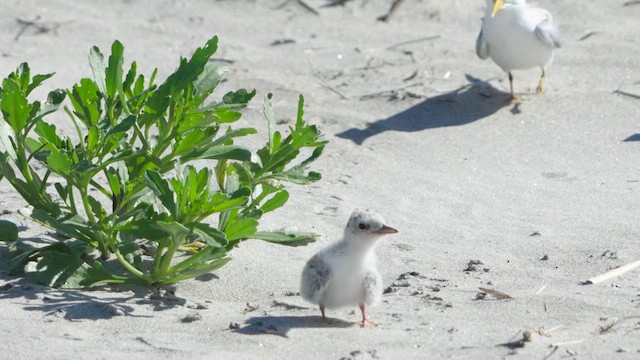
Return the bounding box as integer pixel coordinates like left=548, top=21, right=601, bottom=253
left=1, top=0, right=640, bottom=358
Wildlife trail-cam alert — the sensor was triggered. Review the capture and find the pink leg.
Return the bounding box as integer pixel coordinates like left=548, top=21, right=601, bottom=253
left=358, top=304, right=378, bottom=327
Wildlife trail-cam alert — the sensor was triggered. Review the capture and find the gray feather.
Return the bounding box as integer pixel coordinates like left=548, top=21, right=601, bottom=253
left=476, top=29, right=490, bottom=59
left=300, top=254, right=332, bottom=303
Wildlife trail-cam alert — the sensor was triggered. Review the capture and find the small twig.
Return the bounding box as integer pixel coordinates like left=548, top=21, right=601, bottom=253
left=15, top=16, right=41, bottom=41
left=380, top=0, right=407, bottom=22
left=307, top=56, right=349, bottom=100
left=543, top=346, right=559, bottom=360
left=319, top=81, right=348, bottom=100
left=535, top=285, right=547, bottom=295
left=578, top=30, right=598, bottom=41
left=550, top=339, right=585, bottom=347
left=322, top=0, right=354, bottom=7
left=478, top=287, right=513, bottom=300
left=386, top=35, right=441, bottom=50
left=583, top=259, right=640, bottom=284
left=623, top=1, right=640, bottom=6
left=296, top=0, right=320, bottom=15
left=614, top=89, right=640, bottom=100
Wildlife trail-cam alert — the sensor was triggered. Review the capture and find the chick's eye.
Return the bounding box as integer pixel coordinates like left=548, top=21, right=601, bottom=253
left=358, top=223, right=367, bottom=230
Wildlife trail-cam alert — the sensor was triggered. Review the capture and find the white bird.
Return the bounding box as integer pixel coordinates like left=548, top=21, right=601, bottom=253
left=476, top=0, right=561, bottom=102
left=300, top=209, right=398, bottom=327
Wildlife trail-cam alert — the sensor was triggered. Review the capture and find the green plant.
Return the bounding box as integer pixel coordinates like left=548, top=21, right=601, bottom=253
left=0, top=36, right=326, bottom=288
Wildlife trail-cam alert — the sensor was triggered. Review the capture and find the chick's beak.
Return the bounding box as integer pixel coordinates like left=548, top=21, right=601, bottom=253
left=373, top=225, right=398, bottom=235
left=491, top=0, right=505, bottom=17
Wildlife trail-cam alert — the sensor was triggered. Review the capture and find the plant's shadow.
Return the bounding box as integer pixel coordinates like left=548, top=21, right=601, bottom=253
left=235, top=315, right=355, bottom=337
left=0, top=245, right=186, bottom=320
left=336, top=75, right=511, bottom=145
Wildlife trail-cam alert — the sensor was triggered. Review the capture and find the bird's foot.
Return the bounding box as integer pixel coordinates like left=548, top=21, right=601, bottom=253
left=508, top=94, right=521, bottom=105
left=356, top=319, right=379, bottom=328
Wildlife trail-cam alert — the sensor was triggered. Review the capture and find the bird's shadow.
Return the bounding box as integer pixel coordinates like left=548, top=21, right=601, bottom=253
left=235, top=315, right=355, bottom=338
left=623, top=134, right=640, bottom=142
left=336, top=74, right=512, bottom=145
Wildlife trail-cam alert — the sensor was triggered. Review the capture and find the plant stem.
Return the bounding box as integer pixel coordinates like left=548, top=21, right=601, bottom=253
left=159, top=243, right=178, bottom=275
left=113, top=246, right=150, bottom=283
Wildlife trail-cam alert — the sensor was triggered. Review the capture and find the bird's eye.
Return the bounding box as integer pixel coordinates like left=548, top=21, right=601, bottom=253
left=358, top=223, right=367, bottom=230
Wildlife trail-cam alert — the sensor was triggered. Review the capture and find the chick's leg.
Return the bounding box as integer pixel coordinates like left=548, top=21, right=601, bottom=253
left=358, top=304, right=378, bottom=327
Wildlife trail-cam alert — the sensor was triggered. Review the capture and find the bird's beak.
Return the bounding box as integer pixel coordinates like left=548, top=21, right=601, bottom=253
left=491, top=0, right=505, bottom=17
left=373, top=225, right=398, bottom=235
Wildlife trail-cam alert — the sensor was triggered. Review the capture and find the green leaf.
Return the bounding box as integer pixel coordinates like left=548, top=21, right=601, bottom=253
left=118, top=241, right=142, bottom=268
left=251, top=230, right=318, bottom=247
left=189, top=223, right=227, bottom=247
left=222, top=89, right=256, bottom=108
left=34, top=118, right=63, bottom=148
left=27, top=73, right=55, bottom=96
left=106, top=40, right=124, bottom=98
left=146, top=36, right=219, bottom=115
left=180, top=144, right=252, bottom=162
left=19, top=207, right=94, bottom=245
left=68, top=78, right=101, bottom=125
left=225, top=217, right=258, bottom=241
left=212, top=107, right=242, bottom=123
left=89, top=46, right=108, bottom=95
left=0, top=122, right=17, bottom=160
left=23, top=244, right=86, bottom=288
left=47, top=148, right=72, bottom=175
left=106, top=114, right=136, bottom=136
left=296, top=94, right=305, bottom=127
left=151, top=221, right=191, bottom=241
left=263, top=93, right=276, bottom=154
left=145, top=171, right=177, bottom=216
left=159, top=257, right=231, bottom=284
left=260, top=190, right=289, bottom=213
left=1, top=78, right=32, bottom=133
left=75, top=261, right=124, bottom=288
left=193, top=62, right=228, bottom=96
left=0, top=220, right=18, bottom=241
left=267, top=167, right=322, bottom=184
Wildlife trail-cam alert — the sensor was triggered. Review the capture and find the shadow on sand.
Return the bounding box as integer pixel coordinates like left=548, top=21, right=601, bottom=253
left=336, top=75, right=512, bottom=145
left=235, top=315, right=355, bottom=337
left=0, top=245, right=185, bottom=320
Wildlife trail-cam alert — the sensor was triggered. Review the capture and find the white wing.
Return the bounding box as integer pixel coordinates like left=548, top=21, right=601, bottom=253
left=534, top=13, right=561, bottom=48
left=300, top=255, right=332, bottom=304
left=476, top=29, right=490, bottom=59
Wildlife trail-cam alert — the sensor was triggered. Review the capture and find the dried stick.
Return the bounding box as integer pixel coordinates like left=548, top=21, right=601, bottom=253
left=478, top=287, right=513, bottom=300
left=583, top=259, right=640, bottom=284
left=386, top=35, right=440, bottom=50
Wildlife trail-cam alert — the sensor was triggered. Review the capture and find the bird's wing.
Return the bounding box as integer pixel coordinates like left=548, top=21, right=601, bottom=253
left=300, top=255, right=332, bottom=304
left=534, top=12, right=561, bottom=49
left=361, top=270, right=383, bottom=306
left=475, top=29, right=490, bottom=59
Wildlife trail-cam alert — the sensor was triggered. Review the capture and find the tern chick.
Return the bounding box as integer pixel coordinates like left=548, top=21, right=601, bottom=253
left=300, top=209, right=398, bottom=327
left=476, top=0, right=561, bottom=102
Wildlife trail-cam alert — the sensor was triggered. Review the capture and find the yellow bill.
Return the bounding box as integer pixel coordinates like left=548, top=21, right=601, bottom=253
left=491, top=0, right=505, bottom=17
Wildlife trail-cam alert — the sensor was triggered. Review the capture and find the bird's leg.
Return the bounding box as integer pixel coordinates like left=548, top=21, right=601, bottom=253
left=507, top=72, right=519, bottom=104
left=357, top=304, right=378, bottom=327
left=317, top=304, right=332, bottom=324
left=536, top=68, right=546, bottom=94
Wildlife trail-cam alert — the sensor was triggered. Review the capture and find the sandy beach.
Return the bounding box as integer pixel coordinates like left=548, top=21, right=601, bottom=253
left=1, top=0, right=640, bottom=358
